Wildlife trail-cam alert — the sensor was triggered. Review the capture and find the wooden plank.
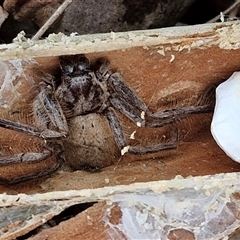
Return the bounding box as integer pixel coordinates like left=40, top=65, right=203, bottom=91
left=1, top=22, right=240, bottom=239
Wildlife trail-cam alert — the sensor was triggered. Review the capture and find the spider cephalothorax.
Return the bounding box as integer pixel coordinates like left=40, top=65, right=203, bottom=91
left=0, top=54, right=213, bottom=184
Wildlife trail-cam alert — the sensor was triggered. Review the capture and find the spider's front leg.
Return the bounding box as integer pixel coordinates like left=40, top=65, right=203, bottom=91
left=96, top=59, right=148, bottom=126
left=0, top=82, right=69, bottom=139
left=33, top=81, right=69, bottom=138
left=107, top=72, right=214, bottom=128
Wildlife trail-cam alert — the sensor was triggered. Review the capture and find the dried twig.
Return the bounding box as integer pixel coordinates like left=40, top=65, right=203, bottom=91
left=207, top=0, right=240, bottom=23
left=32, top=0, right=73, bottom=41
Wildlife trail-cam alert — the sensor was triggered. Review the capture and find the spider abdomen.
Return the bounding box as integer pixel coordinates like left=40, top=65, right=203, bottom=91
left=63, top=113, right=120, bottom=170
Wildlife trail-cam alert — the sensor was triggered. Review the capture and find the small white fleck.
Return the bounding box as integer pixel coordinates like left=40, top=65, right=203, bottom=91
left=170, top=54, right=175, bottom=63
left=136, top=122, right=142, bottom=127
left=106, top=200, right=113, bottom=205
left=121, top=145, right=130, bottom=155
left=70, top=32, right=78, bottom=37
left=220, top=12, right=225, bottom=22
left=141, top=111, right=145, bottom=119
left=110, top=31, right=116, bottom=40
left=105, top=178, right=110, bottom=184
left=86, top=215, right=93, bottom=225
left=157, top=49, right=165, bottom=56
left=130, top=130, right=136, bottom=139
left=41, top=218, right=46, bottom=223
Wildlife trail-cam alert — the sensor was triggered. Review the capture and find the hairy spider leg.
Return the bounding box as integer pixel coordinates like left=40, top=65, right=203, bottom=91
left=144, top=104, right=214, bottom=128
left=33, top=82, right=69, bottom=138
left=108, top=72, right=214, bottom=128
left=103, top=107, right=126, bottom=149
left=143, top=84, right=215, bottom=127
left=0, top=117, right=66, bottom=139
left=0, top=81, right=73, bottom=139
left=0, top=161, right=61, bottom=185
left=0, top=141, right=64, bottom=185
left=0, top=118, right=41, bottom=137
left=104, top=107, right=178, bottom=154
left=130, top=123, right=178, bottom=154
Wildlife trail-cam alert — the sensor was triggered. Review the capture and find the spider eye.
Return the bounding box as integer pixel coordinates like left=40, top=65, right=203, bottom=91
left=77, top=55, right=90, bottom=72
left=62, top=65, right=74, bottom=74
left=78, top=63, right=90, bottom=72
left=60, top=58, right=74, bottom=75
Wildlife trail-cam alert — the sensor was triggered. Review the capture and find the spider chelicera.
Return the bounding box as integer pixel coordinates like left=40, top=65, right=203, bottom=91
left=0, top=54, right=213, bottom=184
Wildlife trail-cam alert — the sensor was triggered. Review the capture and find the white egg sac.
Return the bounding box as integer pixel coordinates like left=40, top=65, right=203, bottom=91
left=211, top=71, right=240, bottom=163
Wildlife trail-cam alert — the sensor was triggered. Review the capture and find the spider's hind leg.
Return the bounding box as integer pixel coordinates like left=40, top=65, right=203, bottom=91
left=129, top=122, right=178, bottom=154
left=104, top=107, right=178, bottom=155
left=0, top=141, right=64, bottom=185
